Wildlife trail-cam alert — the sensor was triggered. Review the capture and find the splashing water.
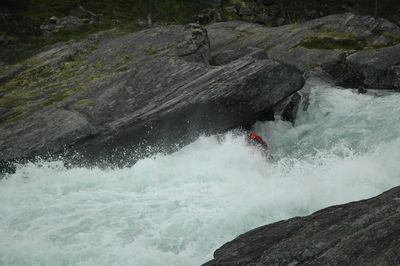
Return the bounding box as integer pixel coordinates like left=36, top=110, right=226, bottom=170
left=1, top=86, right=400, bottom=265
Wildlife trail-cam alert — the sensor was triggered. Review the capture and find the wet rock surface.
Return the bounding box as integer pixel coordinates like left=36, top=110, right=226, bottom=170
left=204, top=185, right=400, bottom=266
left=0, top=23, right=303, bottom=167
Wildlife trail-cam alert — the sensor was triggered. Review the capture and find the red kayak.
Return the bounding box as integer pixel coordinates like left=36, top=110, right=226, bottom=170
left=247, top=131, right=272, bottom=158
left=249, top=131, right=268, bottom=150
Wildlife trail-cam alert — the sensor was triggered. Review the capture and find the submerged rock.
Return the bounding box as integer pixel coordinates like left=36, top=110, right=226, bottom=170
left=0, top=24, right=304, bottom=167
left=281, top=92, right=301, bottom=124
left=358, top=87, right=367, bottom=94
left=204, top=185, right=400, bottom=266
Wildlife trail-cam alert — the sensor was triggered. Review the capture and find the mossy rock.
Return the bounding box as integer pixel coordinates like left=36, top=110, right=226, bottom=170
left=299, top=36, right=365, bottom=50
left=77, top=99, right=91, bottom=104
left=116, top=65, right=130, bottom=72
left=0, top=38, right=118, bottom=124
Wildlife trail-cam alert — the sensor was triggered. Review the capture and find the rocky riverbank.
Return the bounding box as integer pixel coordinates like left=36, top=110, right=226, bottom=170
left=207, top=13, right=400, bottom=90
left=0, top=22, right=303, bottom=169
left=204, top=185, right=400, bottom=266
left=1, top=13, right=400, bottom=170
left=1, top=10, right=400, bottom=265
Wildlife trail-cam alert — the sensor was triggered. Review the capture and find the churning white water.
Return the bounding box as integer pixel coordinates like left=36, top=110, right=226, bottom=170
left=1, top=86, right=400, bottom=265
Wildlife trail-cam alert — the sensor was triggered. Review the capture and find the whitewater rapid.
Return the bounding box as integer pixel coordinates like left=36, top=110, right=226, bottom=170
left=1, top=86, right=400, bottom=265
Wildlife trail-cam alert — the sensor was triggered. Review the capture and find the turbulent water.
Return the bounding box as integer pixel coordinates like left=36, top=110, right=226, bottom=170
left=1, top=86, right=400, bottom=265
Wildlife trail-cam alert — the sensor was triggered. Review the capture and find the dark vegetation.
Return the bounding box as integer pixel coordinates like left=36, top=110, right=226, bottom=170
left=0, top=0, right=399, bottom=64
left=246, top=0, right=400, bottom=24
left=0, top=0, right=208, bottom=63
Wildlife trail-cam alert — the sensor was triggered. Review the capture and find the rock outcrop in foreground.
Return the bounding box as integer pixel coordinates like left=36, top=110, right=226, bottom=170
left=204, top=185, right=400, bottom=266
left=0, top=24, right=303, bottom=166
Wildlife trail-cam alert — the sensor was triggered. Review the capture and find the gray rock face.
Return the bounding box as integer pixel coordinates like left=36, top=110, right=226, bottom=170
left=302, top=13, right=400, bottom=38
left=345, top=44, right=400, bottom=90
left=206, top=13, right=400, bottom=89
left=206, top=21, right=268, bottom=65
left=204, top=185, right=400, bottom=266
left=0, top=24, right=304, bottom=166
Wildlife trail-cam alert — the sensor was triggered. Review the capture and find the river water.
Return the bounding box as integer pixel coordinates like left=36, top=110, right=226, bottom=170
left=1, top=86, right=400, bottom=265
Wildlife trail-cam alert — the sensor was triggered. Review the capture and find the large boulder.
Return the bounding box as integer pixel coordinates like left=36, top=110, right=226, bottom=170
left=204, top=185, right=400, bottom=266
left=206, top=13, right=400, bottom=89
left=329, top=44, right=400, bottom=90
left=0, top=24, right=304, bottom=167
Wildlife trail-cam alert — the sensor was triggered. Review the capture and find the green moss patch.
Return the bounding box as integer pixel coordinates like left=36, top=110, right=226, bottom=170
left=299, top=30, right=400, bottom=51
left=116, top=66, right=130, bottom=72
left=144, top=46, right=158, bottom=55
left=39, top=91, right=71, bottom=108
left=117, top=54, right=135, bottom=61
left=313, top=28, right=359, bottom=39
left=77, top=99, right=91, bottom=104
left=0, top=46, right=115, bottom=124
left=383, top=32, right=400, bottom=42
left=366, top=41, right=400, bottom=50
left=299, top=36, right=365, bottom=50
left=144, top=43, right=177, bottom=56
left=223, top=26, right=237, bottom=31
